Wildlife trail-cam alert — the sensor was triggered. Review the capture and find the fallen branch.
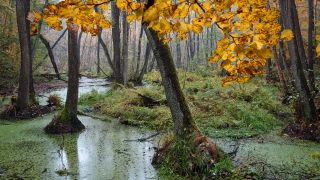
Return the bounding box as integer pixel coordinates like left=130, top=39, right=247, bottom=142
left=124, top=132, right=162, bottom=142
left=114, top=83, right=167, bottom=107
left=77, top=111, right=108, bottom=121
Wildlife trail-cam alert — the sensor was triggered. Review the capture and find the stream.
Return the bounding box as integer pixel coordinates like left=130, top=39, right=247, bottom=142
left=0, top=78, right=320, bottom=179
left=0, top=78, right=158, bottom=179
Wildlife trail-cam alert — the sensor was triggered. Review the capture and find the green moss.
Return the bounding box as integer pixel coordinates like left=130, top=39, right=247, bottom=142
left=80, top=68, right=292, bottom=138
left=56, top=108, right=77, bottom=123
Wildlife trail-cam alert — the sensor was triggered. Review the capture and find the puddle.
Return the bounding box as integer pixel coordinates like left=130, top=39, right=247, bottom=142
left=0, top=115, right=158, bottom=179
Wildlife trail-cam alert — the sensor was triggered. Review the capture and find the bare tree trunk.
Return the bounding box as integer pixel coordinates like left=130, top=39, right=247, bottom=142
left=280, top=0, right=318, bottom=123
left=135, top=27, right=144, bottom=78
left=272, top=46, right=290, bottom=97
left=121, top=12, right=129, bottom=84
left=143, top=25, right=198, bottom=136
left=265, top=59, right=272, bottom=81
left=98, top=35, right=115, bottom=72
left=307, top=0, right=316, bottom=93
left=66, top=28, right=80, bottom=118
left=111, top=1, right=122, bottom=83
left=39, top=34, right=61, bottom=80
left=45, top=27, right=85, bottom=134
left=176, top=38, right=182, bottom=68
left=291, top=0, right=308, bottom=71
left=137, top=42, right=151, bottom=83
left=97, top=35, right=101, bottom=75
left=16, top=0, right=31, bottom=110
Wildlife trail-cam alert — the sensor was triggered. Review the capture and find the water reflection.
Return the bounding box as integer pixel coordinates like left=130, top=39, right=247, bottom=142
left=0, top=116, right=158, bottom=179
left=38, top=77, right=110, bottom=105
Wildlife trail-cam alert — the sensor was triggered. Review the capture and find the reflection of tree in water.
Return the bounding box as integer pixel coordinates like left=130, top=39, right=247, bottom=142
left=51, top=133, right=80, bottom=178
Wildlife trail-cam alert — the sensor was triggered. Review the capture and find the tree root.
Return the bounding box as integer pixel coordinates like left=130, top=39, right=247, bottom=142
left=152, top=133, right=220, bottom=177
left=44, top=113, right=85, bottom=134
left=0, top=104, right=56, bottom=120
left=283, top=122, right=320, bottom=142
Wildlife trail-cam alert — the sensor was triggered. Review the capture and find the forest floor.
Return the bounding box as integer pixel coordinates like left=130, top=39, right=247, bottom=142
left=79, top=69, right=320, bottom=179
left=0, top=70, right=320, bottom=179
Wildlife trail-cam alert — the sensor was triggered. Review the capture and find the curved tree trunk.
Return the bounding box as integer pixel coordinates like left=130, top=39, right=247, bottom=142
left=16, top=0, right=31, bottom=110
left=143, top=25, right=198, bottom=136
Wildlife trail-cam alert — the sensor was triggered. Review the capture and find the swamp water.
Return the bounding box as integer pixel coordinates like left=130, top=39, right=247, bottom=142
left=0, top=78, right=158, bottom=179
left=0, top=77, right=320, bottom=179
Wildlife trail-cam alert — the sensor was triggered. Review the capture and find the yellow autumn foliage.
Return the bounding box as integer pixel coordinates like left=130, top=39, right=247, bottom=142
left=28, top=0, right=304, bottom=85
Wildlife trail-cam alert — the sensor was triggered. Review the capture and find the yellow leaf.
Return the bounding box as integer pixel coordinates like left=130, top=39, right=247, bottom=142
left=116, top=0, right=128, bottom=10
left=281, top=29, right=294, bottom=41
left=143, top=6, right=159, bottom=22
left=316, top=45, right=320, bottom=57
left=127, top=14, right=136, bottom=23
left=99, top=19, right=111, bottom=29
left=316, top=35, right=320, bottom=41
left=100, top=4, right=109, bottom=10
left=191, top=24, right=202, bottom=33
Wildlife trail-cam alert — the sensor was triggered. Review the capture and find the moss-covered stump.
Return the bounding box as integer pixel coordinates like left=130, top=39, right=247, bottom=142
left=44, top=109, right=85, bottom=134
left=152, top=133, right=223, bottom=178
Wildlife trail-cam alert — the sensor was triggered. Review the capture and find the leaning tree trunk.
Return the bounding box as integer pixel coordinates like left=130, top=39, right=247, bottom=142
left=143, top=26, right=198, bottom=136
left=16, top=0, right=31, bottom=110
left=280, top=0, right=318, bottom=124
left=143, top=17, right=218, bottom=176
left=45, top=26, right=85, bottom=134
left=39, top=34, right=61, bottom=80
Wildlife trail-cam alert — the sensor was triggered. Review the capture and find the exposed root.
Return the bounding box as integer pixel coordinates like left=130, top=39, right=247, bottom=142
left=152, top=133, right=220, bottom=177
left=283, top=122, right=320, bottom=142
left=0, top=104, right=56, bottom=120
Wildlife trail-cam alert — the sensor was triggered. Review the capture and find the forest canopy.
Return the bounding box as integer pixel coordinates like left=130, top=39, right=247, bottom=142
left=28, top=0, right=297, bottom=86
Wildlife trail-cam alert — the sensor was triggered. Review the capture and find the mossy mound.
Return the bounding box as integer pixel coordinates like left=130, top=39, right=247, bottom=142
left=44, top=109, right=85, bottom=134
left=152, top=133, right=220, bottom=178
left=0, top=104, right=55, bottom=120
left=80, top=68, right=291, bottom=138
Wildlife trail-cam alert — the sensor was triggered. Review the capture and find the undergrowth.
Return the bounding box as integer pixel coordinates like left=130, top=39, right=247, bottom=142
left=79, top=68, right=292, bottom=138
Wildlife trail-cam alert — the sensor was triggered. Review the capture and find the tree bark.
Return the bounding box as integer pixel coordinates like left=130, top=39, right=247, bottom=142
left=307, top=0, right=316, bottom=93
left=280, top=0, right=318, bottom=123
left=143, top=25, right=198, bottom=136
left=16, top=0, right=31, bottom=110
left=121, top=12, right=129, bottom=84
left=176, top=38, right=182, bottom=68
left=45, top=26, right=85, bottom=134
left=135, top=27, right=144, bottom=78
left=39, top=34, right=61, bottom=80
left=66, top=28, right=80, bottom=116
left=272, top=46, right=290, bottom=97
left=111, top=1, right=123, bottom=83
left=137, top=42, right=151, bottom=83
